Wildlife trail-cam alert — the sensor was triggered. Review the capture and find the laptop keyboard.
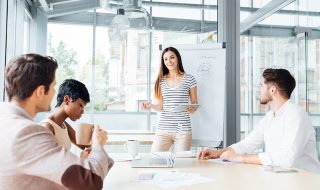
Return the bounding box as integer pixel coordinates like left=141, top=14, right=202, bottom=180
left=131, top=154, right=174, bottom=168
left=149, top=158, right=167, bottom=165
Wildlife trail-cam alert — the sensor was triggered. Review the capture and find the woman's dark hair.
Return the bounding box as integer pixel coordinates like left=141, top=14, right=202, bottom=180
left=263, top=68, right=296, bottom=99
left=154, top=47, right=185, bottom=100
left=56, top=79, right=90, bottom=107
left=5, top=54, right=58, bottom=101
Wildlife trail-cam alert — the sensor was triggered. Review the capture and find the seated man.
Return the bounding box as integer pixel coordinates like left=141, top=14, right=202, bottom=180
left=0, top=54, right=113, bottom=189
left=198, top=68, right=320, bottom=174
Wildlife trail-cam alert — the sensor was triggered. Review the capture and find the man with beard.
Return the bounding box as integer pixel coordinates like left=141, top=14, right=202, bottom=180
left=198, top=68, right=320, bottom=174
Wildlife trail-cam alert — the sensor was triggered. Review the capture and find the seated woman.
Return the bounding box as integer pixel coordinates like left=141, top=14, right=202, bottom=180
left=40, top=79, right=91, bottom=158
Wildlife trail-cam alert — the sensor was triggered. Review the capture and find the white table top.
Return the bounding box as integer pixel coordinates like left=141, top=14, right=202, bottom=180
left=103, top=154, right=320, bottom=190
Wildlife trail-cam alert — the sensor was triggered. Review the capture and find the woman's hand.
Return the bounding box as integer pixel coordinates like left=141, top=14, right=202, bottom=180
left=140, top=102, right=152, bottom=110
left=186, top=106, right=197, bottom=113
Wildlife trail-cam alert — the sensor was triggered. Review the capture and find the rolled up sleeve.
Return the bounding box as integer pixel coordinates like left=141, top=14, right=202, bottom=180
left=230, top=116, right=266, bottom=154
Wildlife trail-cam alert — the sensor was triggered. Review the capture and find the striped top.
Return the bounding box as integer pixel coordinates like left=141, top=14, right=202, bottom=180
left=158, top=73, right=197, bottom=132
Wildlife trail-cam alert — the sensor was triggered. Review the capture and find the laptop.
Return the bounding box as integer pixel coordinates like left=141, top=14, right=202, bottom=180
left=131, top=152, right=175, bottom=168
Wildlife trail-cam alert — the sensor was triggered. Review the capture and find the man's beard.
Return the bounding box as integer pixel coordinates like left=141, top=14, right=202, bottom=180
left=260, top=94, right=272, bottom=104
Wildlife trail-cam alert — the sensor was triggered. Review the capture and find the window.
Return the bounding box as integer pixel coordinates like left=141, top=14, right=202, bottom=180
left=240, top=0, right=320, bottom=139
left=43, top=0, right=217, bottom=131
left=23, top=10, right=31, bottom=53
left=44, top=22, right=209, bottom=131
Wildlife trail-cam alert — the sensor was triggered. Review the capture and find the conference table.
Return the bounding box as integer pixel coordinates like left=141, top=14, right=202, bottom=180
left=103, top=154, right=320, bottom=190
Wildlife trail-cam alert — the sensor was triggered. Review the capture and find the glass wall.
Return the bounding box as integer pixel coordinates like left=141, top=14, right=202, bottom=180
left=1, top=1, right=319, bottom=154
left=240, top=0, right=320, bottom=142
left=23, top=12, right=31, bottom=54
left=47, top=24, right=93, bottom=106
left=44, top=1, right=320, bottom=149
left=43, top=0, right=217, bottom=131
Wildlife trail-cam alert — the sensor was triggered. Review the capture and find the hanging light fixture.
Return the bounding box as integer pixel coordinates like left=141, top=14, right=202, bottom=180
left=123, top=0, right=152, bottom=29
left=108, top=28, right=125, bottom=47
left=111, top=8, right=130, bottom=30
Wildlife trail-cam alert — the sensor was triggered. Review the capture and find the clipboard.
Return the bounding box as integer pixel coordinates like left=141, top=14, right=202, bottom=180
left=170, top=104, right=201, bottom=112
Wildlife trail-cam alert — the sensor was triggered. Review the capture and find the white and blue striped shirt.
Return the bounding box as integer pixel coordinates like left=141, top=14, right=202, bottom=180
left=158, top=73, right=197, bottom=132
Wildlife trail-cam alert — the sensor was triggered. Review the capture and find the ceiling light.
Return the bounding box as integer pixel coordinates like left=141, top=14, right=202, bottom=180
left=108, top=28, right=125, bottom=47
left=123, top=0, right=152, bottom=29
left=111, top=8, right=130, bottom=30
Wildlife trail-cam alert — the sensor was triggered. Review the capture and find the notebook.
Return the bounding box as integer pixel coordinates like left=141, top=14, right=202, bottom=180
left=131, top=152, right=175, bottom=168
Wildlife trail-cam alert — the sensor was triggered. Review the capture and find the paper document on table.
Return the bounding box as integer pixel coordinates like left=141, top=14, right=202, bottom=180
left=138, top=171, right=214, bottom=188
left=262, top=166, right=298, bottom=173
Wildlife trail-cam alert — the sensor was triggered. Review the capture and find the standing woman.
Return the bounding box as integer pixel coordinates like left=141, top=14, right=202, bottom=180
left=141, top=47, right=198, bottom=152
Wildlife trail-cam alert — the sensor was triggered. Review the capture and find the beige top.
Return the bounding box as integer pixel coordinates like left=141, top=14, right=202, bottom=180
left=40, top=119, right=71, bottom=150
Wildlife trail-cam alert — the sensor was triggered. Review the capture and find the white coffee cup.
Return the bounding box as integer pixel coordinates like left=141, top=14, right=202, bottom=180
left=124, top=140, right=139, bottom=159
left=76, top=123, right=94, bottom=145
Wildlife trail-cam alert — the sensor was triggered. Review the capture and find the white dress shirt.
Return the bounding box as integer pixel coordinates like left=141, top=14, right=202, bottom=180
left=231, top=100, right=320, bottom=174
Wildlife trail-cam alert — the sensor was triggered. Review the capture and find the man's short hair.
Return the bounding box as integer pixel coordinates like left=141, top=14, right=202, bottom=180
left=263, top=68, right=296, bottom=99
left=56, top=79, right=90, bottom=107
left=5, top=54, right=58, bottom=101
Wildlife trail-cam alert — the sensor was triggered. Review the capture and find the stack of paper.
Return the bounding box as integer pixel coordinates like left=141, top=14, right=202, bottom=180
left=138, top=171, right=213, bottom=188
